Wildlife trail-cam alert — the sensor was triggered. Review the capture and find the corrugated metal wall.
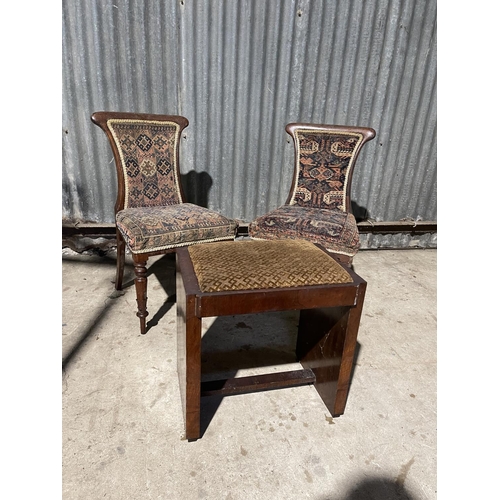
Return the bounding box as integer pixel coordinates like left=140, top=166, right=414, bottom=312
left=63, top=0, right=437, bottom=234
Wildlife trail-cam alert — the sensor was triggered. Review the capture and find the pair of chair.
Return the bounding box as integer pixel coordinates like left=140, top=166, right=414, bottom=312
left=91, top=112, right=375, bottom=334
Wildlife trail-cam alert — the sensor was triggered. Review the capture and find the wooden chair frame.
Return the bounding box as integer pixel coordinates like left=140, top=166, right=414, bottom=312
left=91, top=112, right=192, bottom=334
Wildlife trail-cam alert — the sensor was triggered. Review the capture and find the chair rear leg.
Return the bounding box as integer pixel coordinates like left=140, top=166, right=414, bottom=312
left=132, top=254, right=149, bottom=334
left=115, top=229, right=126, bottom=290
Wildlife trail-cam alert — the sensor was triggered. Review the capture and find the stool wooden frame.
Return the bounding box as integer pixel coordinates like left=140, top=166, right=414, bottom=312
left=176, top=243, right=366, bottom=441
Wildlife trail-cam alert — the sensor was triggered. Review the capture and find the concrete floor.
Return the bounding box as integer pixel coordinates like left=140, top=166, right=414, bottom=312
left=62, top=245, right=436, bottom=500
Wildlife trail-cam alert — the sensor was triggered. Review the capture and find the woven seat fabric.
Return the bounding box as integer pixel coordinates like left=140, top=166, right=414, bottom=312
left=248, top=205, right=360, bottom=257
left=116, top=203, right=238, bottom=254
left=188, top=239, right=353, bottom=293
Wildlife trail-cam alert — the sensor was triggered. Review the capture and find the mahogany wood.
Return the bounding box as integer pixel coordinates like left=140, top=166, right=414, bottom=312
left=200, top=369, right=316, bottom=397
left=176, top=257, right=202, bottom=440
left=195, top=285, right=359, bottom=318
left=296, top=290, right=366, bottom=417
left=133, top=254, right=149, bottom=335
left=176, top=244, right=367, bottom=441
left=115, top=229, right=126, bottom=290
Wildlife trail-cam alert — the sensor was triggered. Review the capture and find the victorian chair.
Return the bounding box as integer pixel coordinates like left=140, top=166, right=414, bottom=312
left=249, top=123, right=375, bottom=266
left=91, top=111, right=238, bottom=334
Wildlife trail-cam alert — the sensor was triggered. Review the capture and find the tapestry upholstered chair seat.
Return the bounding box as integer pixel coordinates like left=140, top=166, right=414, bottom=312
left=91, top=111, right=238, bottom=334
left=249, top=123, right=375, bottom=266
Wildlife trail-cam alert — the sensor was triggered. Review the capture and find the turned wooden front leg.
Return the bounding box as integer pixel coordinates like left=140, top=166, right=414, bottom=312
left=297, top=282, right=366, bottom=416
left=132, top=254, right=149, bottom=335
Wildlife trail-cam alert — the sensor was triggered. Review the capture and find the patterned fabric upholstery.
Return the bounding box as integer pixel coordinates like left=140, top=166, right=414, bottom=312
left=116, top=203, right=238, bottom=254
left=290, top=129, right=365, bottom=212
left=107, top=119, right=183, bottom=208
left=248, top=205, right=360, bottom=257
left=248, top=124, right=374, bottom=260
left=188, top=239, right=353, bottom=293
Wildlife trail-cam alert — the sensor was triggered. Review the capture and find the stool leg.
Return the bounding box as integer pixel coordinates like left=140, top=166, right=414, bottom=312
left=297, top=282, right=366, bottom=416
left=176, top=259, right=202, bottom=440
left=335, top=282, right=366, bottom=414
left=133, top=253, right=149, bottom=335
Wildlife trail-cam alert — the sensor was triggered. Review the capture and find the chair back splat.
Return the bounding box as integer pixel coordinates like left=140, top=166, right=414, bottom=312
left=91, top=112, right=188, bottom=212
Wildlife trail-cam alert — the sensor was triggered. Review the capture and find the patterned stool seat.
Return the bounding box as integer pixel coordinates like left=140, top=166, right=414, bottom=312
left=188, top=238, right=353, bottom=293
left=248, top=205, right=360, bottom=258
left=116, top=203, right=238, bottom=254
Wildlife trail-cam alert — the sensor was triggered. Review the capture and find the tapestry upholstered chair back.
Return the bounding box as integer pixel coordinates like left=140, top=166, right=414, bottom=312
left=249, top=123, right=375, bottom=266
left=286, top=124, right=374, bottom=212
left=105, top=116, right=184, bottom=209
left=91, top=111, right=238, bottom=334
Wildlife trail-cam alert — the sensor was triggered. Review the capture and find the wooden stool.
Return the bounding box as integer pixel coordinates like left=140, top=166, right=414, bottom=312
left=176, top=239, right=366, bottom=440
